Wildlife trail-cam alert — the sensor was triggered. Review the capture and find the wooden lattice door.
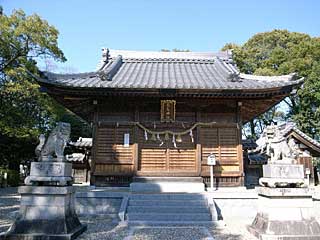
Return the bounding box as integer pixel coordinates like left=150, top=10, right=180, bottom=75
left=137, top=128, right=198, bottom=176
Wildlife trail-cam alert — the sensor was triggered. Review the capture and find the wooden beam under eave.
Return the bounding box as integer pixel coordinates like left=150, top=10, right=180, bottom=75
left=64, top=97, right=90, bottom=100
left=50, top=95, right=95, bottom=122
left=241, top=95, right=287, bottom=123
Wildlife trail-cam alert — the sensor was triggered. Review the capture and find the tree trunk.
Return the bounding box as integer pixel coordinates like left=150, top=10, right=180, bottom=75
left=250, top=120, right=256, bottom=139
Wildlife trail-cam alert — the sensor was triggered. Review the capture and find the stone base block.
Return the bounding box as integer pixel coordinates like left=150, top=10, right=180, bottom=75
left=261, top=164, right=306, bottom=187
left=263, top=163, right=304, bottom=179
left=0, top=224, right=86, bottom=240
left=249, top=187, right=320, bottom=239
left=25, top=162, right=73, bottom=186
left=0, top=186, right=86, bottom=239
left=259, top=177, right=308, bottom=188
left=248, top=214, right=320, bottom=240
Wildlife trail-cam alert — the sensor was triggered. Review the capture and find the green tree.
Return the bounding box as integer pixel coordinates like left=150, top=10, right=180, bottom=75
left=0, top=9, right=90, bottom=172
left=223, top=30, right=320, bottom=139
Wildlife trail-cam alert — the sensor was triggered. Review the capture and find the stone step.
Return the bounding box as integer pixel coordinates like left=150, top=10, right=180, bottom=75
left=133, top=177, right=203, bottom=183
left=129, top=199, right=207, bottom=207
left=126, top=213, right=212, bottom=221
left=128, top=221, right=218, bottom=226
left=130, top=182, right=205, bottom=193
left=127, top=206, right=210, bottom=213
left=130, top=193, right=206, bottom=201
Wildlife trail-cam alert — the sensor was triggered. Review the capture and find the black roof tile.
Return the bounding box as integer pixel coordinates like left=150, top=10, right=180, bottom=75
left=38, top=49, right=303, bottom=92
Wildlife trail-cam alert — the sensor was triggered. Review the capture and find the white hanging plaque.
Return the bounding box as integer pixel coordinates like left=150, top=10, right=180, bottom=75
left=124, top=133, right=130, bottom=147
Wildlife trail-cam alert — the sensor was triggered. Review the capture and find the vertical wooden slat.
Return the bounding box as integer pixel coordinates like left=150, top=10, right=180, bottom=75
left=166, top=148, right=170, bottom=172
left=196, top=143, right=201, bottom=176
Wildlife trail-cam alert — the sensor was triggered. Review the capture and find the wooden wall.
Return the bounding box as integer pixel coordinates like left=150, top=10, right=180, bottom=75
left=91, top=97, right=243, bottom=186
left=94, top=126, right=135, bottom=176
left=199, top=126, right=242, bottom=186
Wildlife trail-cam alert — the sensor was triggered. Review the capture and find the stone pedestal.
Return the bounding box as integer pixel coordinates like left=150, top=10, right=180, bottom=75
left=0, top=186, right=86, bottom=240
left=259, top=163, right=307, bottom=187
left=248, top=187, right=320, bottom=240
left=25, top=162, right=73, bottom=186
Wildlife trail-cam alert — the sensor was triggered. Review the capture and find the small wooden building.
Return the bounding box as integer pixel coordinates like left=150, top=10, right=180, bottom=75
left=37, top=49, right=302, bottom=186
left=67, top=137, right=92, bottom=183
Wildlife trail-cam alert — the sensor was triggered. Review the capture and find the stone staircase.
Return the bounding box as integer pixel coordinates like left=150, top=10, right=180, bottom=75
left=130, top=177, right=205, bottom=193
left=126, top=193, right=216, bottom=224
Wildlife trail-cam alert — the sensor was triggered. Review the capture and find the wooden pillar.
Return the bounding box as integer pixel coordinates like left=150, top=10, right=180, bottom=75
left=133, top=105, right=139, bottom=174
left=237, top=101, right=244, bottom=186
left=90, top=99, right=98, bottom=185
left=196, top=111, right=202, bottom=176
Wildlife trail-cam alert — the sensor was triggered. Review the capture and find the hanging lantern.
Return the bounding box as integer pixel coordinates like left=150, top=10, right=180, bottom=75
left=176, top=134, right=182, bottom=143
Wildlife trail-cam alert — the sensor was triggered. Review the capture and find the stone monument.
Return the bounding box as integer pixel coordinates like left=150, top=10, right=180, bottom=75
left=248, top=124, right=320, bottom=240
left=0, top=122, right=87, bottom=240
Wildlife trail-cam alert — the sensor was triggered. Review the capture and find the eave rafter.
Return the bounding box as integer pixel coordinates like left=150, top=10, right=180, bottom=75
left=241, top=95, right=287, bottom=123
left=46, top=84, right=291, bottom=124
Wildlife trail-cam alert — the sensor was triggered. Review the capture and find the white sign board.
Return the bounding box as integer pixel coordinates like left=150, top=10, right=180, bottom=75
left=124, top=133, right=130, bottom=147
left=207, top=154, right=216, bottom=166
left=305, top=168, right=311, bottom=175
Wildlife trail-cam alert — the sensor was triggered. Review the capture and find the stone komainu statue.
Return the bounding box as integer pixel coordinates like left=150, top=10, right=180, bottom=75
left=255, top=125, right=299, bottom=164
left=35, top=122, right=71, bottom=162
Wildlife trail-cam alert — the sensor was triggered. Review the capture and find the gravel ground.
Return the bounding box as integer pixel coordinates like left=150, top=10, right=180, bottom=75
left=76, top=216, right=129, bottom=240
left=0, top=187, right=257, bottom=240
left=129, top=227, right=212, bottom=240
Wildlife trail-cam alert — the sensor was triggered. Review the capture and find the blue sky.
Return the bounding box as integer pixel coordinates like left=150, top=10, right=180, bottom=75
left=2, top=0, right=320, bottom=72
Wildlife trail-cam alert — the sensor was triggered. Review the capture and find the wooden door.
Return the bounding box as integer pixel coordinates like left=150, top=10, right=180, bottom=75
left=137, top=128, right=198, bottom=176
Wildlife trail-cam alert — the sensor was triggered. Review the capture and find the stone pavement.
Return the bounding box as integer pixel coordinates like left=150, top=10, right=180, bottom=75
left=0, top=187, right=257, bottom=240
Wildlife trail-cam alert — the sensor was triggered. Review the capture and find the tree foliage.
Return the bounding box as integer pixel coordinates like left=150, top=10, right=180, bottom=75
left=0, top=9, right=90, bottom=170
left=0, top=9, right=66, bottom=137
left=223, top=30, right=320, bottom=139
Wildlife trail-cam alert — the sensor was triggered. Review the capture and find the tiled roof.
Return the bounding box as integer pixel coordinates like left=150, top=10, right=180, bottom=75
left=250, top=122, right=320, bottom=157
left=69, top=137, right=92, bottom=148
left=39, top=49, right=303, bottom=92
left=280, top=122, right=320, bottom=150
left=66, top=153, right=85, bottom=162
left=247, top=153, right=268, bottom=165
left=242, top=139, right=258, bottom=150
